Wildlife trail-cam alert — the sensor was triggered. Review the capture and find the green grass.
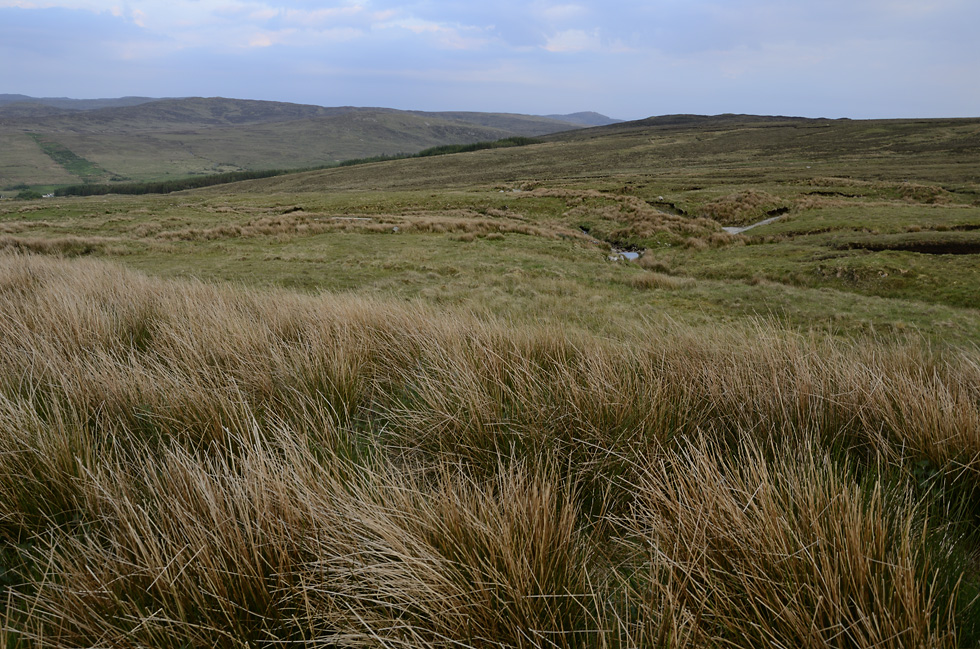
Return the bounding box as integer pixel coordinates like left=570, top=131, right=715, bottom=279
left=3, top=168, right=979, bottom=344
left=1, top=99, right=579, bottom=187
left=27, top=133, right=111, bottom=183
left=0, top=134, right=77, bottom=189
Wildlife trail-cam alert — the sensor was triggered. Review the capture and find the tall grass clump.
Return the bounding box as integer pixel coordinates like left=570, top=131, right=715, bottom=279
left=1, top=252, right=979, bottom=647
left=697, top=189, right=789, bottom=226
left=616, top=436, right=968, bottom=648
left=289, top=460, right=600, bottom=648
left=536, top=188, right=734, bottom=249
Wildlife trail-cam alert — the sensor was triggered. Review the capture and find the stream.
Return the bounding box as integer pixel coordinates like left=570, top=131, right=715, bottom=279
left=612, top=250, right=640, bottom=260
left=579, top=227, right=643, bottom=261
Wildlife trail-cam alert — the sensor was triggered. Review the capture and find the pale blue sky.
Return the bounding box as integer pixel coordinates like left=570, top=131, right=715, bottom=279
left=2, top=0, right=978, bottom=119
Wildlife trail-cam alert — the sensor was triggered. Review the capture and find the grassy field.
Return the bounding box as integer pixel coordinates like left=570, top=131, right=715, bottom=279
left=1, top=114, right=980, bottom=648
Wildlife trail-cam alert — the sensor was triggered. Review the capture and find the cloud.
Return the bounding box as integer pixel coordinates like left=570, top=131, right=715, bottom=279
left=537, top=3, right=588, bottom=21
left=247, top=31, right=277, bottom=47
left=374, top=17, right=491, bottom=50
left=0, top=5, right=159, bottom=56
left=1, top=0, right=978, bottom=119
left=245, top=26, right=363, bottom=48
left=543, top=28, right=601, bottom=53
left=280, top=5, right=365, bottom=26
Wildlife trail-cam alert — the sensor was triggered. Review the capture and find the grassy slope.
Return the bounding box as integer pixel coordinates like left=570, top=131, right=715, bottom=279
left=191, top=115, right=980, bottom=341
left=0, top=98, right=581, bottom=186
left=2, top=114, right=980, bottom=648
left=240, top=115, right=980, bottom=191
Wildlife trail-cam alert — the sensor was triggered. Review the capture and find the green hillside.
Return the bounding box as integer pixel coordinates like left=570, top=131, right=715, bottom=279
left=0, top=97, right=584, bottom=187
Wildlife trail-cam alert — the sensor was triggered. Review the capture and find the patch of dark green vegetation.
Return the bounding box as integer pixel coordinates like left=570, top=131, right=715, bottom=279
left=415, top=136, right=543, bottom=156
left=55, top=168, right=288, bottom=196
left=28, top=133, right=110, bottom=183
left=338, top=136, right=543, bottom=167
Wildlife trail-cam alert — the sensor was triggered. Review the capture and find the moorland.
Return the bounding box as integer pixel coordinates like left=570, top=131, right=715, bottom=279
left=1, top=103, right=979, bottom=648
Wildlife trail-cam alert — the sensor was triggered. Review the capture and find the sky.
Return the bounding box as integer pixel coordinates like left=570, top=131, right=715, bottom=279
left=1, top=0, right=979, bottom=120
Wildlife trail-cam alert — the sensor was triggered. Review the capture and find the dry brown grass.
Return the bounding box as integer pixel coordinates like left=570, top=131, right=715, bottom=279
left=621, top=437, right=961, bottom=649
left=1, top=252, right=978, bottom=647
left=154, top=211, right=338, bottom=241
left=151, top=209, right=566, bottom=243
left=899, top=182, right=954, bottom=205
left=0, top=235, right=107, bottom=256
left=627, top=272, right=695, bottom=290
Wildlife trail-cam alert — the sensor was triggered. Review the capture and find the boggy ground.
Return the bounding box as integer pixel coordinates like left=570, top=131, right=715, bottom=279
left=1, top=115, right=980, bottom=647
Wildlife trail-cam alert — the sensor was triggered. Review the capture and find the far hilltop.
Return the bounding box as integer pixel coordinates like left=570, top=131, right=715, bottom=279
left=0, top=95, right=619, bottom=187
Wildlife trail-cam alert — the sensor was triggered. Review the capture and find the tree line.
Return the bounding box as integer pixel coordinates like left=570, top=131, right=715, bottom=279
left=54, top=137, right=544, bottom=197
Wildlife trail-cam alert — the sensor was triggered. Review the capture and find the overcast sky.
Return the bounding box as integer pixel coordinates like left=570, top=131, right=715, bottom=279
left=2, top=0, right=978, bottom=120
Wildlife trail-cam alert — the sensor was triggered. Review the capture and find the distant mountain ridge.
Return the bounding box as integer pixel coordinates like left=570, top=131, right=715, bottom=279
left=0, top=94, right=160, bottom=111
left=544, top=111, right=623, bottom=127
left=0, top=96, right=599, bottom=134
left=0, top=95, right=618, bottom=127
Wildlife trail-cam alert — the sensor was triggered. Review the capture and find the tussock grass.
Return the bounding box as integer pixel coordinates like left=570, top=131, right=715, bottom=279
left=1, top=253, right=979, bottom=647
left=621, top=437, right=966, bottom=648
left=151, top=209, right=565, bottom=243
left=0, top=235, right=105, bottom=256
left=533, top=188, right=733, bottom=249
left=899, top=182, right=954, bottom=205
left=628, top=271, right=695, bottom=290
left=698, top=189, right=788, bottom=226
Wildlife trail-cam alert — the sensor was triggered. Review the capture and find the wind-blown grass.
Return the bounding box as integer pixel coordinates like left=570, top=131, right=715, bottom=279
left=1, top=252, right=979, bottom=647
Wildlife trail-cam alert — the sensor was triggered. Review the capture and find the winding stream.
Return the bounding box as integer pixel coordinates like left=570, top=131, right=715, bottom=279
left=722, top=214, right=785, bottom=235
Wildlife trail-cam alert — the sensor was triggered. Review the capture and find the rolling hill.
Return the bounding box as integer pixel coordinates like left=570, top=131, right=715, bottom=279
left=0, top=94, right=159, bottom=111
left=224, top=113, right=980, bottom=194
left=0, top=97, right=600, bottom=187
left=543, top=111, right=623, bottom=126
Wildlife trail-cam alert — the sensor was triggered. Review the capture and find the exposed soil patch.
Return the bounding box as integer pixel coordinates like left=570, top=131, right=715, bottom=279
left=805, top=191, right=860, bottom=198
left=842, top=241, right=980, bottom=255
left=647, top=200, right=687, bottom=216
left=834, top=233, right=980, bottom=255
